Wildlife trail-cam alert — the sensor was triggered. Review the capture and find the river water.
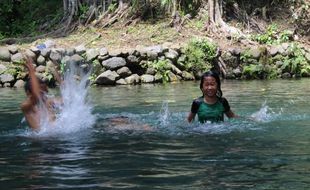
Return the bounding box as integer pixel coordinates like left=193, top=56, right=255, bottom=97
left=0, top=79, right=309, bottom=189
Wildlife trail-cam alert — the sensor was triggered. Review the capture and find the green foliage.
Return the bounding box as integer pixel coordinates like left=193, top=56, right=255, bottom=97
left=0, top=33, right=5, bottom=40
left=255, top=43, right=310, bottom=78
left=149, top=59, right=171, bottom=83
left=42, top=71, right=53, bottom=82
left=242, top=64, right=261, bottom=79
left=3, top=64, right=23, bottom=78
left=242, top=63, right=277, bottom=79
left=280, top=43, right=308, bottom=75
left=60, top=60, right=67, bottom=74
left=160, top=0, right=172, bottom=6
left=252, top=24, right=293, bottom=45
left=92, top=59, right=100, bottom=67
left=88, top=73, right=97, bottom=83
left=183, top=38, right=216, bottom=72
left=43, top=64, right=57, bottom=82
left=301, top=65, right=310, bottom=77
left=240, top=49, right=252, bottom=63
left=0, top=0, right=62, bottom=38
left=160, top=0, right=202, bottom=16
left=88, top=59, right=101, bottom=82
left=241, top=48, right=278, bottom=79
left=0, top=0, right=14, bottom=38
left=108, top=2, right=117, bottom=12
left=279, top=30, right=292, bottom=42
left=192, top=19, right=205, bottom=30
left=253, top=24, right=278, bottom=44
left=241, top=43, right=310, bottom=79
left=78, top=3, right=90, bottom=19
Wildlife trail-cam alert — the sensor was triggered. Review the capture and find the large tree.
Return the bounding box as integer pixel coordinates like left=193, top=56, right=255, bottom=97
left=206, top=0, right=243, bottom=37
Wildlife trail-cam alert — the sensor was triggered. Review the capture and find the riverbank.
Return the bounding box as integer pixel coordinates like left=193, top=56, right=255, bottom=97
left=0, top=38, right=309, bottom=88
left=0, top=18, right=309, bottom=88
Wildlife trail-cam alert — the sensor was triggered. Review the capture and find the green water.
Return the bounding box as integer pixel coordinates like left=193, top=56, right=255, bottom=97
left=0, top=79, right=309, bottom=189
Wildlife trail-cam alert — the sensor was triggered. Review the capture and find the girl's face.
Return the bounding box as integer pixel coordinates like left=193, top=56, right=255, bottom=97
left=201, top=76, right=218, bottom=98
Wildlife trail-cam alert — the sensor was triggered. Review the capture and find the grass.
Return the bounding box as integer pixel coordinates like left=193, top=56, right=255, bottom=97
left=16, top=15, right=309, bottom=56
left=18, top=18, right=203, bottom=52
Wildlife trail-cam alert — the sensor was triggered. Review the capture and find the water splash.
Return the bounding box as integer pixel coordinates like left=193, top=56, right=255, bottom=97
left=37, top=61, right=95, bottom=136
left=158, top=101, right=170, bottom=127
left=191, top=122, right=231, bottom=134
left=250, top=101, right=281, bottom=122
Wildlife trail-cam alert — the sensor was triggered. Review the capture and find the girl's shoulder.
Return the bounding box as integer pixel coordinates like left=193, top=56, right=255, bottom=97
left=218, top=97, right=230, bottom=112
left=218, top=97, right=228, bottom=102
left=193, top=96, right=204, bottom=104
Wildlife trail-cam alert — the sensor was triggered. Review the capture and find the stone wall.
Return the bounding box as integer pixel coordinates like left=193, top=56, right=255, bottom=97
left=0, top=41, right=309, bottom=88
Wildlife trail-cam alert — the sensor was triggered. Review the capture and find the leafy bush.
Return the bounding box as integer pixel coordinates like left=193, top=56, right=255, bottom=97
left=3, top=64, right=24, bottom=79
left=301, top=65, right=310, bottom=77
left=240, top=49, right=252, bottom=63
left=183, top=38, right=217, bottom=73
left=242, top=63, right=277, bottom=79
left=88, top=59, right=102, bottom=82
left=252, top=24, right=293, bottom=45
left=241, top=43, right=310, bottom=79
left=0, top=0, right=62, bottom=38
left=149, top=59, right=171, bottom=83
left=241, top=48, right=278, bottom=79
left=281, top=43, right=309, bottom=76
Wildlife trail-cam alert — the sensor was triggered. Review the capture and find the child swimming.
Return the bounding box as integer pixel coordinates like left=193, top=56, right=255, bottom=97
left=20, top=57, right=62, bottom=131
left=187, top=71, right=238, bottom=123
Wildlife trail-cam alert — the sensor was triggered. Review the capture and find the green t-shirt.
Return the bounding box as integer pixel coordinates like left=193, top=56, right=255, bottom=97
left=190, top=96, right=230, bottom=123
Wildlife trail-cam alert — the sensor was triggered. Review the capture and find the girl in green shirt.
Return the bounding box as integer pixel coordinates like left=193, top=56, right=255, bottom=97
left=187, top=71, right=238, bottom=123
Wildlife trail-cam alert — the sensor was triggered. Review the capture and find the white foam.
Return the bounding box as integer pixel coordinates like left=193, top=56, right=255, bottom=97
left=250, top=101, right=281, bottom=122
left=37, top=62, right=95, bottom=136
left=158, top=101, right=170, bottom=127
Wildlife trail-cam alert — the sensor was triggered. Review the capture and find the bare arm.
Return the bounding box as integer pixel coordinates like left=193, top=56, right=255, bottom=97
left=20, top=96, right=35, bottom=112
left=187, top=112, right=196, bottom=123
left=25, top=57, right=41, bottom=102
left=225, top=110, right=238, bottom=118
left=20, top=97, right=40, bottom=131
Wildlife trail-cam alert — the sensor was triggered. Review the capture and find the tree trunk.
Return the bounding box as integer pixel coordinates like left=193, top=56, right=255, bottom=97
left=208, top=0, right=225, bottom=26
left=172, top=0, right=177, bottom=17
left=207, top=0, right=245, bottom=77
left=207, top=0, right=243, bottom=36
left=119, top=0, right=129, bottom=10
left=63, top=0, right=68, bottom=16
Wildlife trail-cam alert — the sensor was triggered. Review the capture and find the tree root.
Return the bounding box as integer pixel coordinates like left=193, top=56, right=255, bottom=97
left=89, top=3, right=131, bottom=29
left=85, top=5, right=97, bottom=26
left=101, top=5, right=130, bottom=28
left=214, top=47, right=227, bottom=77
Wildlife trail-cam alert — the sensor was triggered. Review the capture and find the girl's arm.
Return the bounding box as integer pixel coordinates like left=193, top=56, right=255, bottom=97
left=25, top=57, right=41, bottom=102
left=187, top=112, right=196, bottom=123
left=225, top=110, right=238, bottom=118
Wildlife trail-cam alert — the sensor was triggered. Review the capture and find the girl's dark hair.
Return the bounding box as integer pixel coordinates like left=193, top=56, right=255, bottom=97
left=200, top=70, right=223, bottom=98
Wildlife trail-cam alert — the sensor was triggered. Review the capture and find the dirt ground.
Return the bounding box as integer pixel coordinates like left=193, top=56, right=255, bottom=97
left=26, top=17, right=309, bottom=53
